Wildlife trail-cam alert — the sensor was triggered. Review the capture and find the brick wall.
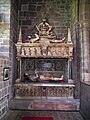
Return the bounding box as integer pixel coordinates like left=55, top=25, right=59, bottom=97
left=10, top=0, right=18, bottom=84
left=18, top=0, right=71, bottom=41
left=0, top=0, right=11, bottom=119
left=0, top=0, right=10, bottom=56
left=0, top=0, right=19, bottom=119
left=0, top=57, right=10, bottom=119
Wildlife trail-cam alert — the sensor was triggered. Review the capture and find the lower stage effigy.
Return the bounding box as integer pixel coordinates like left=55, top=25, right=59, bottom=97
left=15, top=83, right=75, bottom=99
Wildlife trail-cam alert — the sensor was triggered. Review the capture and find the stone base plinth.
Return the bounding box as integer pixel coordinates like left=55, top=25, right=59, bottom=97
left=14, top=83, right=75, bottom=99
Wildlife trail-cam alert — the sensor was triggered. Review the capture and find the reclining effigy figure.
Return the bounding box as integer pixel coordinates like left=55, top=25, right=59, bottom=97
left=26, top=19, right=65, bottom=43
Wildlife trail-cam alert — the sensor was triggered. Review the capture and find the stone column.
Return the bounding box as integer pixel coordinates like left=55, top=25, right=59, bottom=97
left=80, top=1, right=90, bottom=119
left=83, top=23, right=90, bottom=81
left=69, top=61, right=72, bottom=79
left=79, top=0, right=90, bottom=81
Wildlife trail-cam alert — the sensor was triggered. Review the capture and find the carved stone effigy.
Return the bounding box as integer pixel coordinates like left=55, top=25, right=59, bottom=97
left=16, top=19, right=73, bottom=60
left=15, top=19, right=74, bottom=99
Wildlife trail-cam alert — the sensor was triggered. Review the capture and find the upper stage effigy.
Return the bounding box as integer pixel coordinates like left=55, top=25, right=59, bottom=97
left=16, top=19, right=73, bottom=61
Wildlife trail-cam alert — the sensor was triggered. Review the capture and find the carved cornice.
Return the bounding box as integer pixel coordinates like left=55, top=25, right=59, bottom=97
left=15, top=43, right=73, bottom=60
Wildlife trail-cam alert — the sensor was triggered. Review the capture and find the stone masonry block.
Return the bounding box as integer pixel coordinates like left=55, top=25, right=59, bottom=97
left=21, top=4, right=29, bottom=11
left=0, top=0, right=10, bottom=4
left=37, top=5, right=42, bottom=11
left=4, top=81, right=9, bottom=88
left=29, top=4, right=37, bottom=11
left=2, top=40, right=9, bottom=45
left=22, top=20, right=32, bottom=25
left=0, top=110, right=1, bottom=117
left=85, top=0, right=90, bottom=4
left=19, top=0, right=29, bottom=4
left=1, top=107, right=6, bottom=116
left=0, top=46, right=9, bottom=52
left=0, top=82, right=3, bottom=89
left=0, top=90, right=2, bottom=99
left=1, top=89, right=6, bottom=98
left=0, top=76, right=3, bottom=81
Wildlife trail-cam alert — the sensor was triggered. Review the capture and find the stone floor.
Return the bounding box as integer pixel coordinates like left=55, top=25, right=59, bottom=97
left=31, top=99, right=78, bottom=110
left=1, top=110, right=85, bottom=120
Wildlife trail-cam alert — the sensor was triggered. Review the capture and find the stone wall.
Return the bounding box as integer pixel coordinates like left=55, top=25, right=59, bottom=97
left=0, top=57, right=10, bottom=119
left=0, top=0, right=10, bottom=56
left=70, top=0, right=90, bottom=98
left=81, top=0, right=90, bottom=81
left=80, top=0, right=90, bottom=119
left=18, top=0, right=71, bottom=41
left=0, top=0, right=11, bottom=119
left=0, top=0, right=18, bottom=119
left=76, top=0, right=90, bottom=82
left=10, top=0, right=18, bottom=85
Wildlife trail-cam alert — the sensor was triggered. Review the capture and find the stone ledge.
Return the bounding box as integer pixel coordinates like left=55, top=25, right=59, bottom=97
left=9, top=98, right=79, bottom=111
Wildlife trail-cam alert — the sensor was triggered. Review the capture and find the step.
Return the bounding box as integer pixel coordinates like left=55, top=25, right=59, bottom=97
left=9, top=98, right=80, bottom=111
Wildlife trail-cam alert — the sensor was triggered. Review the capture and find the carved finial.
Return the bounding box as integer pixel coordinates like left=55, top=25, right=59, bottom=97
left=36, top=19, right=52, bottom=36
left=17, top=27, right=22, bottom=43
left=67, top=28, right=72, bottom=43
